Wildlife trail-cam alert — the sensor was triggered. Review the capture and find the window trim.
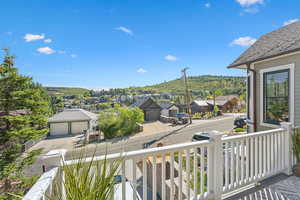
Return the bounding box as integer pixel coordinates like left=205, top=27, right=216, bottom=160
left=259, top=64, right=295, bottom=128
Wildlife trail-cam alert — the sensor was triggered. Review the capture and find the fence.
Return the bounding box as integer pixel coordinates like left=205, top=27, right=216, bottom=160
left=24, top=122, right=295, bottom=200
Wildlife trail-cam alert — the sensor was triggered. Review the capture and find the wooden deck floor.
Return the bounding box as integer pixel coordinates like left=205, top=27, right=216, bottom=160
left=225, top=174, right=300, bottom=200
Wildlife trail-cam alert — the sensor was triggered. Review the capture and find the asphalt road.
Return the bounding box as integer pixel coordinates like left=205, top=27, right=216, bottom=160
left=66, top=116, right=234, bottom=159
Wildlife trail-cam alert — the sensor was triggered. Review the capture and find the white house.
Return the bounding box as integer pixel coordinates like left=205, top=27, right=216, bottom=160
left=48, top=109, right=99, bottom=136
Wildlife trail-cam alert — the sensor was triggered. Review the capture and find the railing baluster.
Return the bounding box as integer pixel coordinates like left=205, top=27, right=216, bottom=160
left=254, top=136, right=258, bottom=180
left=263, top=135, right=267, bottom=176
left=245, top=137, right=250, bottom=183
left=272, top=133, right=277, bottom=172
left=122, top=161, right=126, bottom=200
left=152, top=154, right=157, bottom=200
left=225, top=142, right=229, bottom=191
left=241, top=139, right=245, bottom=185
left=280, top=131, right=284, bottom=170
left=179, top=151, right=183, bottom=200
left=132, top=158, right=137, bottom=200
left=162, top=153, right=166, bottom=200
left=259, top=135, right=263, bottom=178
left=236, top=141, right=240, bottom=186
left=143, top=157, right=147, bottom=200
left=193, top=148, right=198, bottom=200
left=274, top=132, right=278, bottom=171
left=267, top=134, right=270, bottom=174
left=200, top=146, right=205, bottom=196
left=186, top=149, right=191, bottom=200
left=250, top=137, right=254, bottom=182
left=170, top=152, right=175, bottom=200
left=270, top=133, right=274, bottom=173
left=230, top=141, right=234, bottom=188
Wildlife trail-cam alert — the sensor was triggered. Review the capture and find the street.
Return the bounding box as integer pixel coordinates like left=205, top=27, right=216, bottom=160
left=66, top=116, right=234, bottom=159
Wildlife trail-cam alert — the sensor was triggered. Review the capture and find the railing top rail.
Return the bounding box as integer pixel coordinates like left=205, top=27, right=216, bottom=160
left=222, top=128, right=285, bottom=142
left=65, top=139, right=211, bottom=165
left=23, top=167, right=58, bottom=200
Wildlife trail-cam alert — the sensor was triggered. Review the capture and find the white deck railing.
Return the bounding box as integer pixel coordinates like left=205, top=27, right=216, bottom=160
left=24, top=122, right=296, bottom=200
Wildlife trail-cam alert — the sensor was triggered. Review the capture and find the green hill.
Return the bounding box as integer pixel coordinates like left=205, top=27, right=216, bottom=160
left=45, top=87, right=90, bottom=96
left=128, top=75, right=246, bottom=97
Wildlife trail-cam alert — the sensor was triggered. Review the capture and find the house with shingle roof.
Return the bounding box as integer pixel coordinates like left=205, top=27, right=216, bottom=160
left=48, top=109, right=99, bottom=136
left=158, top=101, right=179, bottom=117
left=129, top=97, right=162, bottom=121
left=228, top=21, right=300, bottom=132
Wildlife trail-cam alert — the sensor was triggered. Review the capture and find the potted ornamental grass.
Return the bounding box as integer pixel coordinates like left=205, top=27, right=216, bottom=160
left=292, top=128, right=300, bottom=176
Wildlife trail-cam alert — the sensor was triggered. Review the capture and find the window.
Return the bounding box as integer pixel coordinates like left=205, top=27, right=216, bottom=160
left=263, top=69, right=289, bottom=125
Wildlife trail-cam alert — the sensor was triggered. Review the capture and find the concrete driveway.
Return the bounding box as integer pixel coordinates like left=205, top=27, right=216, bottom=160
left=29, top=134, right=84, bottom=153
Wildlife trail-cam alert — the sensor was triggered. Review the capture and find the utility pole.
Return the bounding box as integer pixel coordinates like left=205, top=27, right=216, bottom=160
left=181, top=67, right=192, bottom=124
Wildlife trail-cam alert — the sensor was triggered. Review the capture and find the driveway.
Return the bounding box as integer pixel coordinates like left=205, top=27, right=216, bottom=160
left=29, top=134, right=84, bottom=153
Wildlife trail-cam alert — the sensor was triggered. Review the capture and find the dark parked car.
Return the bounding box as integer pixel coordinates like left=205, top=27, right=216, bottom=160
left=234, top=116, right=247, bottom=128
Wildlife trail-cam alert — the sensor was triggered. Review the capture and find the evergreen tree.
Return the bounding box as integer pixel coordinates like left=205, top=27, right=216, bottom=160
left=0, top=49, right=51, bottom=195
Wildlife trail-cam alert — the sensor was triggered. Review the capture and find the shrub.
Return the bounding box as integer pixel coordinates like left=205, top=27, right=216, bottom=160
left=235, top=128, right=246, bottom=133
left=98, top=107, right=144, bottom=139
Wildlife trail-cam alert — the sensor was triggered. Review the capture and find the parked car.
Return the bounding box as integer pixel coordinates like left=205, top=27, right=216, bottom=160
left=192, top=132, right=210, bottom=142
left=192, top=132, right=231, bottom=154
left=234, top=115, right=247, bottom=128
left=174, top=113, right=189, bottom=124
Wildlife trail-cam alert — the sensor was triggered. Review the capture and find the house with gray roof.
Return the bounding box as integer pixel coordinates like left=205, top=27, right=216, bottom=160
left=158, top=102, right=179, bottom=117
left=228, top=21, right=300, bottom=132
left=129, top=97, right=162, bottom=121
left=48, top=109, right=99, bottom=136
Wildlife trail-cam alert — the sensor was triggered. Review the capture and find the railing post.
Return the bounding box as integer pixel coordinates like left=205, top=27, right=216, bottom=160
left=42, top=149, right=67, bottom=199
left=208, top=131, right=224, bottom=200
left=280, top=122, right=293, bottom=175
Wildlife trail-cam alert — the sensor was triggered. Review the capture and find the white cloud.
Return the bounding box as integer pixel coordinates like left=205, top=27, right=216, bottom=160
left=235, top=0, right=263, bottom=7
left=164, top=55, right=178, bottom=61
left=283, top=19, right=299, bottom=26
left=44, top=39, right=52, bottom=43
left=116, top=26, right=133, bottom=35
left=231, top=36, right=257, bottom=47
left=24, top=33, right=45, bottom=42
left=204, top=3, right=211, bottom=8
left=37, top=47, right=55, bottom=54
left=137, top=68, right=147, bottom=73
left=70, top=54, right=77, bottom=58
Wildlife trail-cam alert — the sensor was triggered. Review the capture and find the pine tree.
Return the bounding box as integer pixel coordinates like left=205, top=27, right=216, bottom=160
left=0, top=49, right=51, bottom=194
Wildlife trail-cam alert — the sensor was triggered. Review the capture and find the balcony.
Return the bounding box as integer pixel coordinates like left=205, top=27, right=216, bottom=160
left=24, top=122, right=299, bottom=200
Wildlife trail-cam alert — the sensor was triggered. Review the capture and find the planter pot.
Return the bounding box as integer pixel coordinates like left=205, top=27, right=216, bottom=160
left=293, top=163, right=300, bottom=177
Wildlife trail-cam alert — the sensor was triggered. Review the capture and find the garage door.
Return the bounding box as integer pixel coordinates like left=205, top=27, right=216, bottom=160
left=71, top=121, right=88, bottom=134
left=50, top=123, right=69, bottom=136
left=145, top=110, right=161, bottom=121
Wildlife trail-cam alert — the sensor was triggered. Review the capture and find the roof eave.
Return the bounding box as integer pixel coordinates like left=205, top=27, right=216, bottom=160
left=227, top=48, right=300, bottom=69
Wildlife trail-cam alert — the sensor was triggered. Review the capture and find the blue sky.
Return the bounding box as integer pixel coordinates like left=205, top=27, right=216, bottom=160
left=1, top=0, right=299, bottom=89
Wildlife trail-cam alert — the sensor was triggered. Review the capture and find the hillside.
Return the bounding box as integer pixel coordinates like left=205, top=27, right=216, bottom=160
left=45, top=87, right=90, bottom=96
left=128, top=75, right=246, bottom=97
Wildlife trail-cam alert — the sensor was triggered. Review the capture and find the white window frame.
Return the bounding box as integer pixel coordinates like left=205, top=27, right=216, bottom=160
left=259, top=63, right=295, bottom=128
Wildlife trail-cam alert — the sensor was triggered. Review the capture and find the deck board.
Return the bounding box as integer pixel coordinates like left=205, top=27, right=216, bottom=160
left=224, top=174, right=300, bottom=200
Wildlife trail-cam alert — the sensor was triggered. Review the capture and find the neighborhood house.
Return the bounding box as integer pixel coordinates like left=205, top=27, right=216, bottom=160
left=129, top=97, right=162, bottom=121
left=190, top=95, right=240, bottom=114
left=158, top=101, right=179, bottom=117
left=228, top=21, right=300, bottom=132
left=48, top=109, right=99, bottom=136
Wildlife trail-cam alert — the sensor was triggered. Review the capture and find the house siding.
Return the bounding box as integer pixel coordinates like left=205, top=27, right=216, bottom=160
left=254, top=53, right=300, bottom=131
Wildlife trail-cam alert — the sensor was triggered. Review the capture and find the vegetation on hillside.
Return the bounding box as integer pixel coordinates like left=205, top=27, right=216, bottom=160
left=0, top=49, right=52, bottom=199
left=45, top=87, right=90, bottom=97
left=128, top=75, right=246, bottom=97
